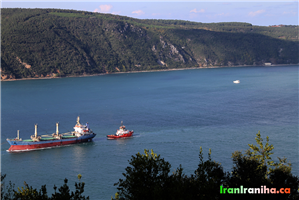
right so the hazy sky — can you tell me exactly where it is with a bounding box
[2,0,298,26]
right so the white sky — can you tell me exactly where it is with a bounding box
[1,1,298,26]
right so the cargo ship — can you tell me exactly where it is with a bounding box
[6,116,96,152]
[107,121,133,139]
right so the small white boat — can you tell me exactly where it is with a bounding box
[233,80,240,84]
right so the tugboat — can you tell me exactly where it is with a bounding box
[107,121,133,139]
[6,116,96,152]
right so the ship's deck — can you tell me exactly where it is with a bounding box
[17,135,78,142]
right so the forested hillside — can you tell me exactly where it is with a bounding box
[1,8,298,80]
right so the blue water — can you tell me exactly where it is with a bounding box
[1,65,298,199]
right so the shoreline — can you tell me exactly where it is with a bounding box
[1,64,297,82]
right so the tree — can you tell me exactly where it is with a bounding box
[228,151,268,188]
[226,132,298,199]
[192,147,226,199]
[0,172,6,199]
[114,149,172,200]
[245,131,291,175]
[113,148,227,200]
[51,179,73,200]
[72,174,89,200]
[1,174,89,200]
[114,133,299,200]
[14,182,48,200]
[168,148,226,200]
[269,169,299,199]
[49,175,90,200]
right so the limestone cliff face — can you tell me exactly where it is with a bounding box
[152,36,188,67]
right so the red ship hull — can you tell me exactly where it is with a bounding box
[107,131,133,139]
[7,116,96,152]
[7,137,93,152]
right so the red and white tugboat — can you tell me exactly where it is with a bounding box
[107,121,133,139]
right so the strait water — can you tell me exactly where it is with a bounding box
[1,65,298,199]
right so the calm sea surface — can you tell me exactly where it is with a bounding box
[1,65,298,199]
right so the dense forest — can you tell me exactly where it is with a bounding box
[1,8,298,80]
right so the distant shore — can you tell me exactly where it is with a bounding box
[1,64,297,82]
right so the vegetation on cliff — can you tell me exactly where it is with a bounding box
[1,8,298,80]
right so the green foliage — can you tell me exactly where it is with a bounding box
[77,174,82,181]
[113,148,227,200]
[0,172,6,199]
[72,181,88,200]
[229,151,268,187]
[269,169,299,199]
[227,132,298,199]
[1,174,16,200]
[111,192,120,200]
[14,182,48,200]
[192,147,226,199]
[242,131,291,175]
[114,132,299,200]
[51,179,72,200]
[1,174,89,200]
[248,131,275,167]
[114,149,172,200]
[51,177,89,200]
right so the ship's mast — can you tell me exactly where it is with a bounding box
[56,122,59,135]
[77,116,81,125]
[34,124,38,138]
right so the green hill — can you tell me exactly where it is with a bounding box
[1,8,298,80]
